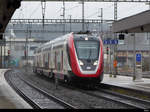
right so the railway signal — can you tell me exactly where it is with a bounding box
[106,47,109,55]
[119,34,125,40]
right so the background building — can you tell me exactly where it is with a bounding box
[2,22,150,73]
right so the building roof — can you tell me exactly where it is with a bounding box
[112,10,150,33]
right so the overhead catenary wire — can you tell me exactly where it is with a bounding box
[55,5,80,19]
[86,3,114,19]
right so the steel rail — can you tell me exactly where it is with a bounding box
[17,68,150,109]
[4,71,41,109]
[97,87,150,109]
[80,90,145,109]
[53,81,149,109]
[50,81,139,109]
[17,73,77,109]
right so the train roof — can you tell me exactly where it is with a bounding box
[34,32,100,53]
[34,33,73,53]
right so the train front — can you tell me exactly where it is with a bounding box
[68,34,104,85]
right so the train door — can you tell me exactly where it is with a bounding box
[37,55,39,67]
[61,50,63,71]
[55,50,64,79]
[45,53,48,68]
[43,53,45,68]
[48,53,50,68]
[56,50,61,71]
[55,51,57,70]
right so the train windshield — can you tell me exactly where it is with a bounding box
[75,40,100,60]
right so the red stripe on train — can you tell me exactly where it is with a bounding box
[68,34,103,77]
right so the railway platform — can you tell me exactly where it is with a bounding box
[0,69,32,109]
[103,74,150,93]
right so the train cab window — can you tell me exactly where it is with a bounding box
[74,41,100,60]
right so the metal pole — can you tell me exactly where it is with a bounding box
[101,8,103,39]
[133,33,136,80]
[41,0,46,28]
[148,33,150,71]
[113,2,118,77]
[69,15,72,32]
[1,44,2,68]
[109,43,112,76]
[82,0,84,32]
[4,34,5,68]
[25,23,29,66]
[127,35,129,71]
[9,35,11,68]
[63,0,65,34]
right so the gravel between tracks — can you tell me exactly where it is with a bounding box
[7,68,132,109]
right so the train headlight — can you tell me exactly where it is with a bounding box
[79,60,84,66]
[93,60,98,65]
[85,37,88,40]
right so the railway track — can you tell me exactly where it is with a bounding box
[5,71,77,109]
[6,69,150,109]
[96,87,150,109]
[83,88,150,109]
[59,82,150,109]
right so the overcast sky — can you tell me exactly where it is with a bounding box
[12,1,149,20]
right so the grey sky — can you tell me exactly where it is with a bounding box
[12,2,149,20]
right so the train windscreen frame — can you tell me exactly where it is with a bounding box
[74,40,100,60]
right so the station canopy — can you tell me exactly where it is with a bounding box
[112,10,150,33]
[23,0,150,2]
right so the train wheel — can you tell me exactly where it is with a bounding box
[64,76,69,83]
[40,71,43,75]
[49,72,54,79]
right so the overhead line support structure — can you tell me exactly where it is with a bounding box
[82,0,85,32]
[63,0,65,34]
[41,0,46,28]
[9,19,114,24]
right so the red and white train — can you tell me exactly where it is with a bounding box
[33,32,104,85]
